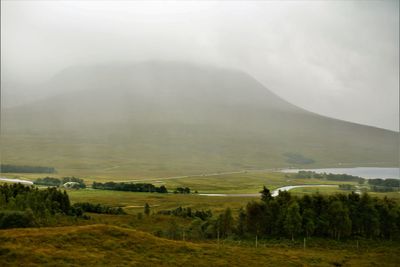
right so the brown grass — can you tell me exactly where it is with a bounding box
[0,224,399,266]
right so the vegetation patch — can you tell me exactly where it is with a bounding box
[0,184,88,228]
[92,181,168,193]
[369,178,400,192]
[1,224,399,267]
[34,176,86,189]
[294,171,364,183]
[283,153,315,165]
[72,202,126,215]
[0,164,56,174]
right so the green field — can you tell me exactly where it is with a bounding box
[3,170,399,199]
[1,171,356,191]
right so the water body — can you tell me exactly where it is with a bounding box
[199,184,338,197]
[281,167,400,179]
[0,177,33,185]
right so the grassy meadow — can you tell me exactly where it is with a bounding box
[1,170,357,191]
[1,224,399,267]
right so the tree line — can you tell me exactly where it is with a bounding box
[157,206,212,221]
[34,177,86,189]
[0,164,56,174]
[369,179,400,192]
[295,171,400,192]
[92,182,168,193]
[295,171,364,183]
[73,202,126,215]
[154,187,400,241]
[238,187,400,240]
[173,187,191,194]
[0,183,80,228]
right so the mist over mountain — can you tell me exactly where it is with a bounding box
[1,62,398,176]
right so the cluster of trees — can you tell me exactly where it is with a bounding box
[235,187,400,240]
[295,171,400,193]
[157,208,235,240]
[326,173,364,183]
[34,177,61,186]
[72,202,126,215]
[173,187,191,194]
[368,179,400,192]
[295,171,365,183]
[0,164,56,174]
[0,184,80,228]
[0,210,35,229]
[157,206,212,220]
[155,187,400,241]
[369,179,400,187]
[92,182,168,193]
[34,177,86,189]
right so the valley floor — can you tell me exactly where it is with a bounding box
[1,170,400,266]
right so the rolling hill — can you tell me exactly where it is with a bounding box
[0,224,398,267]
[1,61,398,177]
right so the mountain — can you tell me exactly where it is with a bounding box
[1,61,398,177]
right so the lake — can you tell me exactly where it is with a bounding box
[281,167,400,179]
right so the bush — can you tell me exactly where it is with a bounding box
[34,177,62,186]
[73,202,126,215]
[92,182,167,193]
[0,210,35,229]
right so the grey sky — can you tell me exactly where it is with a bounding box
[1,1,399,131]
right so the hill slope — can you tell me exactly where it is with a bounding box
[0,224,398,266]
[1,62,398,177]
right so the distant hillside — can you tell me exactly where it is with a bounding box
[1,62,398,177]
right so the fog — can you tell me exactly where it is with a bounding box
[1,0,399,131]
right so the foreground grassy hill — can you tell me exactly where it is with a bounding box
[1,62,398,177]
[1,224,399,267]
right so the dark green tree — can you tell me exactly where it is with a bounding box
[260,186,272,202]
[218,208,234,238]
[302,208,316,238]
[327,201,351,240]
[284,202,302,241]
[236,207,246,237]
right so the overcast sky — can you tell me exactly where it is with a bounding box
[1,1,399,131]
